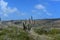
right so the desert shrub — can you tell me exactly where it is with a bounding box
[53,34,60,40]
[34,28,48,35]
[34,27,60,35]
[34,27,60,40]
[0,26,34,40]
[48,28,60,35]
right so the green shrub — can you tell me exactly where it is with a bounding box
[48,28,60,35]
[0,26,34,40]
[53,34,60,40]
[34,28,48,35]
[34,28,60,35]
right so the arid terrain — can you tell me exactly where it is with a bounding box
[0,18,60,40]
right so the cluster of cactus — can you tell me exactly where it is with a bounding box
[22,16,34,31]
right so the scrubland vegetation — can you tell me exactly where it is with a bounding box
[0,26,60,40]
[34,27,60,40]
[0,18,60,40]
[0,26,34,40]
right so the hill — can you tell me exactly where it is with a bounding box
[0,18,60,40]
[0,18,60,28]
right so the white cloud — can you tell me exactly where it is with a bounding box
[0,0,19,17]
[33,4,52,16]
[35,4,45,10]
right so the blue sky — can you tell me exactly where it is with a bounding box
[0,0,60,20]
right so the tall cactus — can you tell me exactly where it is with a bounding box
[22,16,34,31]
[23,22,27,31]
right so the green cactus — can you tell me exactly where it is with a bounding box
[22,16,34,32]
[23,22,27,31]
